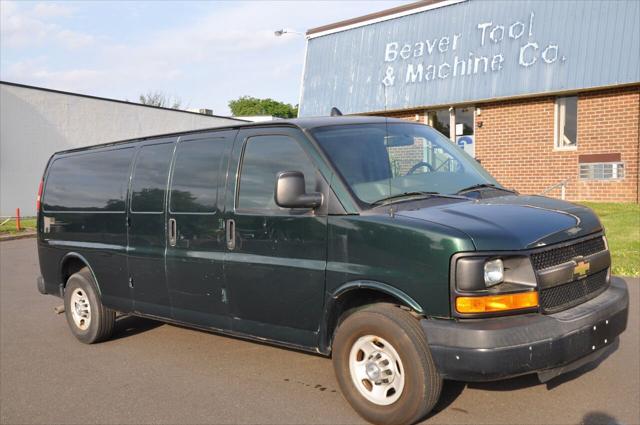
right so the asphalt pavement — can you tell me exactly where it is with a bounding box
[1,238,638,424]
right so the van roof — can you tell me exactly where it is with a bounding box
[280,115,408,130]
[52,115,411,155]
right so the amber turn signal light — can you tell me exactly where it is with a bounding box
[456,291,539,314]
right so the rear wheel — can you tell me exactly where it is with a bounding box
[64,268,115,344]
[332,304,442,425]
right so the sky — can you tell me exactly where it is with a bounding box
[0,0,410,115]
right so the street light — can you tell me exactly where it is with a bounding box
[274,29,303,37]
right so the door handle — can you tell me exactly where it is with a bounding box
[226,219,235,250]
[169,218,177,247]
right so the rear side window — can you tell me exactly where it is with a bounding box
[238,135,316,211]
[130,143,174,213]
[170,139,225,213]
[43,148,133,212]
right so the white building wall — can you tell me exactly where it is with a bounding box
[0,83,241,216]
[235,115,282,122]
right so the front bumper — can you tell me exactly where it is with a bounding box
[422,277,629,382]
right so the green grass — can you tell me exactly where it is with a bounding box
[580,202,640,277]
[0,218,36,235]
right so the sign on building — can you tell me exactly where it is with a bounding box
[300,0,640,116]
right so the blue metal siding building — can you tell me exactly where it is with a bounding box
[299,0,640,117]
[298,0,640,203]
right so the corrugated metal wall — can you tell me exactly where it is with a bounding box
[299,0,640,116]
[0,83,241,216]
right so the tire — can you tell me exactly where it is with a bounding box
[64,268,115,344]
[332,303,442,425]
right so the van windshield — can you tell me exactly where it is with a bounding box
[311,123,500,205]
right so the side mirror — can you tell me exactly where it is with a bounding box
[275,171,323,209]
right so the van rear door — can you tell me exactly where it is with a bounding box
[41,147,135,312]
[165,130,236,328]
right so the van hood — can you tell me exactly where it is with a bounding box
[395,195,603,251]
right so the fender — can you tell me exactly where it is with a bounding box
[59,252,103,297]
[331,280,424,314]
[317,280,424,355]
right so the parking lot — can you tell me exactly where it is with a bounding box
[1,238,638,425]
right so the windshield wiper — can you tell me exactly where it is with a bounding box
[371,191,439,206]
[456,183,516,195]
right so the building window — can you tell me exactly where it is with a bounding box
[426,109,451,139]
[555,96,578,149]
[454,108,474,137]
[579,163,624,180]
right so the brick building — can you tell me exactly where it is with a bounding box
[299,0,640,202]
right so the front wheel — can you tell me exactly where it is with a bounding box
[64,268,115,344]
[332,304,442,425]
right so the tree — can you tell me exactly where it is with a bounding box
[138,91,182,109]
[228,96,298,118]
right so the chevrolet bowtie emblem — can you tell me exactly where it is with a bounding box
[574,260,590,277]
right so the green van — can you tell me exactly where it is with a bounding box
[37,117,629,425]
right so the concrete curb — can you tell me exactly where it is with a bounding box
[0,231,37,242]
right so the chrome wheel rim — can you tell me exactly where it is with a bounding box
[70,289,91,330]
[349,335,405,405]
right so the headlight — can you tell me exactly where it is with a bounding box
[484,259,504,286]
[454,254,538,316]
[455,255,535,292]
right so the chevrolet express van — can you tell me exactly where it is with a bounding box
[37,117,629,425]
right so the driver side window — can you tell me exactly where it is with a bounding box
[237,135,316,211]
